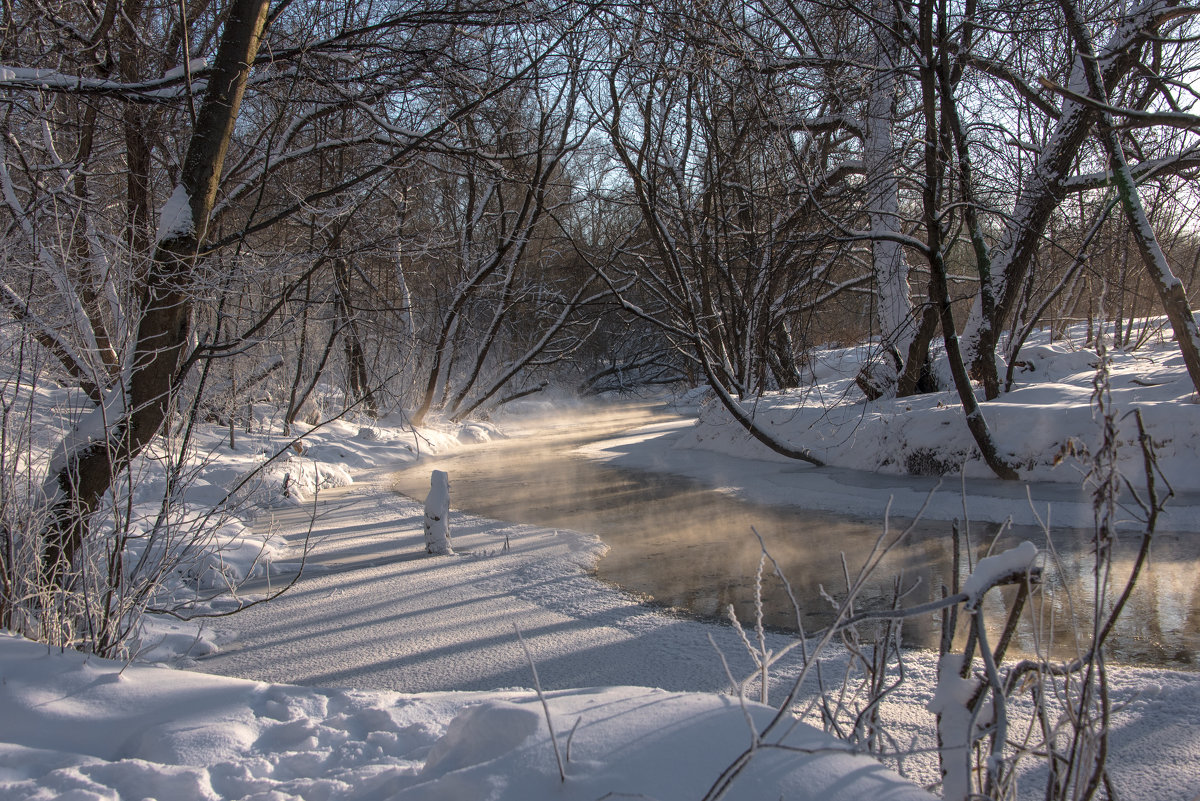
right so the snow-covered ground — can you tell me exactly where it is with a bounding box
[642,330,1200,529]
[1,416,939,801]
[3,325,1200,800]
[0,628,945,801]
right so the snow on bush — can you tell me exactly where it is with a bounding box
[960,541,1038,607]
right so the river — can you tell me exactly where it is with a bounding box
[392,402,1200,668]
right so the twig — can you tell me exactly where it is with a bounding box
[513,621,566,782]
[565,716,582,763]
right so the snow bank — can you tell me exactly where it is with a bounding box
[649,327,1200,529]
[0,632,933,801]
[681,330,1197,484]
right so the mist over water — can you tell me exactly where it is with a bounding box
[392,402,1200,668]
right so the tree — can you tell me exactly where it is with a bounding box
[955,0,1200,397]
[916,0,1020,479]
[41,0,272,585]
[3,0,600,643]
[1055,0,1200,395]
[597,2,873,461]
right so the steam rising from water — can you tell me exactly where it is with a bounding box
[393,402,1200,668]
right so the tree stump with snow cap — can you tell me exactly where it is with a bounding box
[423,470,453,555]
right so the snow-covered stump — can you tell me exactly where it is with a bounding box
[423,470,453,555]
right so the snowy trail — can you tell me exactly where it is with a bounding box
[195,466,802,695]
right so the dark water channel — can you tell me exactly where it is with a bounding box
[393,403,1200,668]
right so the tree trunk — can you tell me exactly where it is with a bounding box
[864,0,915,364]
[42,0,271,583]
[333,255,378,417]
[919,0,1018,481]
[896,300,940,397]
[1060,0,1200,397]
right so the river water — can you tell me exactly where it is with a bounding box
[392,403,1200,668]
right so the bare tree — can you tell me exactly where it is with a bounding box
[596,2,873,460]
[40,0,272,585]
[955,0,1200,396]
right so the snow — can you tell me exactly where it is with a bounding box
[422,469,453,554]
[0,66,54,82]
[156,184,195,243]
[960,541,1038,607]
[39,384,129,506]
[4,324,1200,800]
[162,58,209,82]
[0,633,934,801]
[0,65,207,98]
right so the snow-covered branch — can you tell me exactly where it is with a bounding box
[0,62,210,104]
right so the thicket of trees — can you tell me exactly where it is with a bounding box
[1,0,1198,618]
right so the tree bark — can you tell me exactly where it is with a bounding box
[1059,0,1200,397]
[42,0,271,583]
[896,300,940,397]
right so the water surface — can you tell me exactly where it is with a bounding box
[393,403,1200,668]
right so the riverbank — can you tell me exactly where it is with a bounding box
[643,329,1200,527]
[6,435,1199,800]
[6,322,1200,799]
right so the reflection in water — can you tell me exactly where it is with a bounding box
[392,404,1199,668]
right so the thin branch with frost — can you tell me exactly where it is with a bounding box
[701,489,942,801]
[513,622,566,783]
[1059,148,1200,192]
